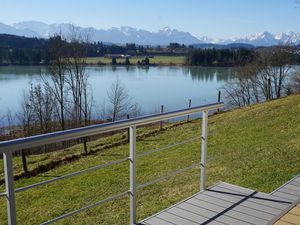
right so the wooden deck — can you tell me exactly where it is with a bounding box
[274,203,300,225]
[139,174,300,225]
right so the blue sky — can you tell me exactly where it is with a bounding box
[1,0,299,38]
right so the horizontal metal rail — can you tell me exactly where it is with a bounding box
[0,138,200,197]
[40,190,129,225]
[0,102,223,225]
[15,157,128,193]
[137,163,199,190]
[137,136,200,158]
[0,102,223,153]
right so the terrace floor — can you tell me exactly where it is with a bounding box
[139,174,300,225]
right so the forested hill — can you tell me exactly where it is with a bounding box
[0,34,49,65]
[0,34,48,49]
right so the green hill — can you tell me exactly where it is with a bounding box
[0,94,299,224]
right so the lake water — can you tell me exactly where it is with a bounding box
[0,66,236,123]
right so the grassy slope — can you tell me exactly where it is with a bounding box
[0,95,300,224]
[86,56,186,65]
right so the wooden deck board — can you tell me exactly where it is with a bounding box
[271,174,300,224]
[139,182,294,225]
[139,174,300,225]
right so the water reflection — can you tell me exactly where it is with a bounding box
[0,65,236,116]
[182,66,237,82]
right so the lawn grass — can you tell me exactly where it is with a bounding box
[0,94,300,224]
[86,56,186,65]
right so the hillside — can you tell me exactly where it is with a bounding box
[0,94,299,224]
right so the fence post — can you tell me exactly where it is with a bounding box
[217,91,221,113]
[160,105,164,131]
[200,111,208,192]
[129,125,137,225]
[127,114,130,143]
[3,151,17,225]
[187,99,192,122]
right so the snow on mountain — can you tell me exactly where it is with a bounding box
[0,21,300,46]
[10,22,202,45]
[223,31,300,46]
[13,21,50,37]
[0,22,41,37]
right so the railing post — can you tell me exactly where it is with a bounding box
[187,99,192,122]
[129,125,137,225]
[200,110,208,191]
[160,105,164,131]
[3,151,17,225]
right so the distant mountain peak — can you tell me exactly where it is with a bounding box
[0,21,300,46]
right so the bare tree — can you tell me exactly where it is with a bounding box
[66,25,91,128]
[106,77,141,121]
[289,71,300,93]
[31,83,55,134]
[17,88,35,174]
[65,25,93,154]
[255,46,293,99]
[223,46,295,107]
[46,35,69,131]
[5,110,15,137]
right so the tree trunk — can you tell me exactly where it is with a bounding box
[83,137,88,154]
[21,149,28,175]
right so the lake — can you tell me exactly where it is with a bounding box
[0,66,236,124]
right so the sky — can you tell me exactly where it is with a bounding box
[1,0,300,39]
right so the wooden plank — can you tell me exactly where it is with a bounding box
[223,208,269,225]
[142,217,175,225]
[176,202,226,224]
[204,189,247,202]
[178,202,220,218]
[157,212,198,225]
[281,213,300,224]
[194,193,275,220]
[215,182,256,195]
[138,222,151,225]
[168,207,225,225]
[209,186,290,210]
[202,190,283,215]
[140,175,300,225]
[279,187,300,197]
[188,197,226,212]
[289,206,300,216]
[274,220,296,225]
[187,195,267,225]
[291,180,300,187]
[284,184,300,192]
[294,176,300,183]
[178,201,252,225]
[217,182,291,205]
[239,200,283,216]
[272,191,300,201]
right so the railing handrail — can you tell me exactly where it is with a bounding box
[0,102,224,225]
[0,102,223,153]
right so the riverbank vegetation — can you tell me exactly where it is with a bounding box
[186,48,255,67]
[0,93,299,224]
[222,46,300,107]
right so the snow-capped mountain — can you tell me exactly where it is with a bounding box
[234,31,282,46]
[0,22,41,38]
[8,21,202,45]
[0,21,300,46]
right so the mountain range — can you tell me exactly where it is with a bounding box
[1,21,300,47]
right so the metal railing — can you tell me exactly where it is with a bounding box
[0,102,223,225]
